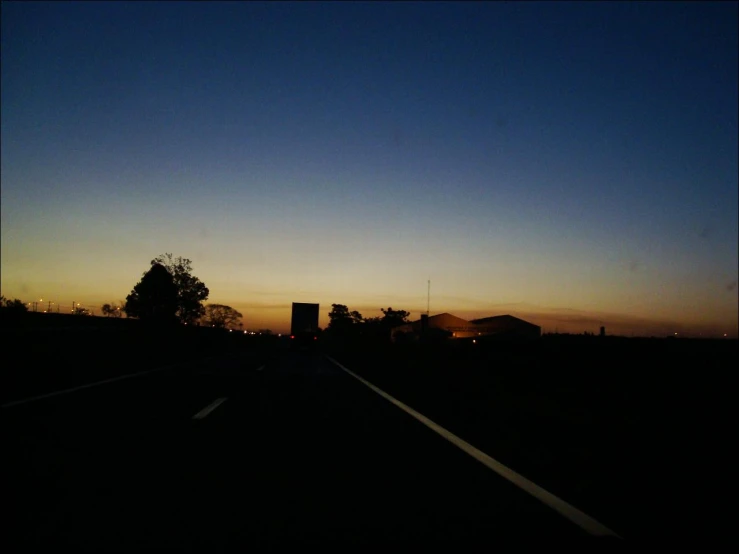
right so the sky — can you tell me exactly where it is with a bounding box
[1,1,737,336]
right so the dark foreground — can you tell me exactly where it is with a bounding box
[332,336,738,544]
[2,348,619,551]
[3,324,735,549]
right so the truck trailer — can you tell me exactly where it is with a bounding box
[290,302,319,350]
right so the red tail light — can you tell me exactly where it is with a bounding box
[290,335,295,339]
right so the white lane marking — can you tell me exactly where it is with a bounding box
[192,397,228,420]
[256,365,265,371]
[1,355,225,409]
[326,355,622,539]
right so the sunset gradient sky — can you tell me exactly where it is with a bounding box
[2,2,737,336]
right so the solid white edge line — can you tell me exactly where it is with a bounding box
[192,397,228,420]
[326,355,623,539]
[1,355,224,409]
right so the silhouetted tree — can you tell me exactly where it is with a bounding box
[204,304,242,329]
[1,296,28,312]
[124,263,178,325]
[73,306,91,316]
[327,304,358,335]
[380,307,411,328]
[101,303,122,317]
[151,254,209,324]
[357,315,385,343]
[354,307,412,344]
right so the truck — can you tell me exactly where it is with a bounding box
[290,302,319,350]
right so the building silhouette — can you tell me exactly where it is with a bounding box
[392,313,541,342]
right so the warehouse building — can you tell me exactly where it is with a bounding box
[392,313,541,341]
[469,314,542,340]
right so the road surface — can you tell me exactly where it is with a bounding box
[3,350,616,550]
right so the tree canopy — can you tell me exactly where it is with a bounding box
[151,253,209,324]
[101,303,122,317]
[380,307,411,328]
[327,304,361,336]
[124,263,179,325]
[327,304,412,343]
[204,304,243,329]
[0,296,28,312]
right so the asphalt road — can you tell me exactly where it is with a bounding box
[3,350,616,550]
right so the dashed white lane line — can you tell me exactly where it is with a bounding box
[256,365,265,371]
[192,397,228,420]
[1,357,220,409]
[2,356,259,409]
[326,355,622,539]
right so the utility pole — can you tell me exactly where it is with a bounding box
[427,279,430,317]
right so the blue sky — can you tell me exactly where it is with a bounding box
[2,1,737,335]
